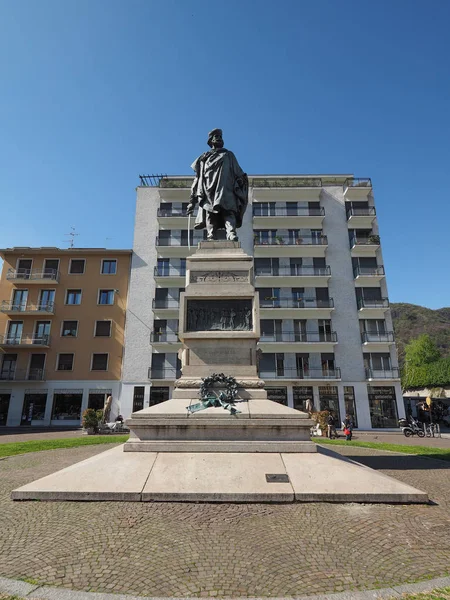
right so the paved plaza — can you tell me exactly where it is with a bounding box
[0,442,449,598]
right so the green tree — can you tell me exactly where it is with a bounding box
[404,334,441,367]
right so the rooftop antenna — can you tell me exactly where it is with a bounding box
[64,227,79,249]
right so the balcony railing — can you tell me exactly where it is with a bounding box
[154,267,186,277]
[0,301,55,313]
[357,298,389,309]
[259,297,334,309]
[6,269,60,282]
[260,331,337,343]
[255,266,331,277]
[254,235,328,246]
[157,208,189,217]
[156,237,203,247]
[353,265,385,278]
[346,206,376,219]
[148,367,181,379]
[345,178,372,189]
[252,207,325,217]
[0,334,50,346]
[349,235,380,248]
[260,368,341,380]
[365,367,399,379]
[361,332,394,343]
[150,332,180,343]
[152,299,180,309]
[251,177,322,188]
[0,368,46,381]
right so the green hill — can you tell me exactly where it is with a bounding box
[390,303,450,365]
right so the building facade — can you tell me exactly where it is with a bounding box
[121,175,405,430]
[0,247,131,426]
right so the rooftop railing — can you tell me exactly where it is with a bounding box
[0,301,55,313]
[260,367,341,380]
[6,269,60,282]
[148,367,182,379]
[253,206,325,217]
[361,332,394,343]
[353,265,385,278]
[254,235,328,246]
[260,331,337,343]
[365,367,399,379]
[344,178,372,189]
[259,297,334,309]
[251,177,322,188]
[357,298,389,309]
[0,334,50,346]
[0,368,46,381]
[255,266,331,277]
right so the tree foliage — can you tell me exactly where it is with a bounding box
[402,357,450,390]
[404,334,441,367]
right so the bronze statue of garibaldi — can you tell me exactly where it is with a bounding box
[187,129,248,241]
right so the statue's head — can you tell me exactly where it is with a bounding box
[207,128,224,148]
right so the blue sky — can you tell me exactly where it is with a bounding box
[0,0,449,309]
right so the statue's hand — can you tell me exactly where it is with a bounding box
[186,203,195,215]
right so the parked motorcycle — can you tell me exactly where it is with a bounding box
[398,417,425,438]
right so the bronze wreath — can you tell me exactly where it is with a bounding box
[199,372,239,402]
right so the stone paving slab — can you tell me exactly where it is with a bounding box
[10,446,428,503]
[1,443,449,598]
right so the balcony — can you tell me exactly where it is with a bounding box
[254,235,328,258]
[148,367,181,380]
[0,334,50,348]
[0,369,46,381]
[255,266,331,287]
[361,332,394,343]
[344,178,372,200]
[353,265,385,284]
[357,298,389,319]
[259,297,334,319]
[154,266,186,287]
[260,367,341,381]
[346,206,376,228]
[152,298,180,318]
[150,331,181,351]
[156,236,201,257]
[6,269,60,284]
[350,235,380,255]
[157,206,193,228]
[0,301,55,315]
[365,367,400,381]
[259,331,337,353]
[252,206,325,228]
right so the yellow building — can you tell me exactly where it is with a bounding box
[0,247,131,426]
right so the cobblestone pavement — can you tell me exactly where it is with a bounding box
[0,444,449,598]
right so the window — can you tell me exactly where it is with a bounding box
[266,387,288,406]
[293,386,314,411]
[22,393,47,423]
[368,386,398,428]
[101,259,117,275]
[150,387,170,407]
[98,289,114,305]
[66,289,82,305]
[7,321,23,344]
[69,259,85,274]
[57,353,74,371]
[319,386,341,422]
[52,392,82,421]
[39,289,55,309]
[61,321,78,337]
[12,289,28,311]
[91,353,108,371]
[343,386,358,428]
[95,321,111,337]
[133,386,145,412]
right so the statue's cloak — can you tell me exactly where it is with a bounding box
[190,148,248,229]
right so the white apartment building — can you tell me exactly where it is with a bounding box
[120,175,404,430]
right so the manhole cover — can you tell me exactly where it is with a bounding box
[265,474,290,483]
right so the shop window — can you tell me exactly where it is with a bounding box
[150,387,170,407]
[52,393,83,420]
[293,386,313,411]
[368,386,398,428]
[266,387,288,406]
[343,386,358,428]
[22,393,47,424]
[319,386,340,422]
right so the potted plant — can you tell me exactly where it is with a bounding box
[368,234,380,244]
[311,410,331,437]
[275,236,285,245]
[295,237,303,245]
[82,408,104,434]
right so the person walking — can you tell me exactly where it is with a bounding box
[327,412,336,439]
[343,414,353,441]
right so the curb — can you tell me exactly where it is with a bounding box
[1,574,450,600]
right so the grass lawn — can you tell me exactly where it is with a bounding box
[0,435,129,458]
[316,438,450,462]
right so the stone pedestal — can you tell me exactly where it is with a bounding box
[125,241,315,452]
